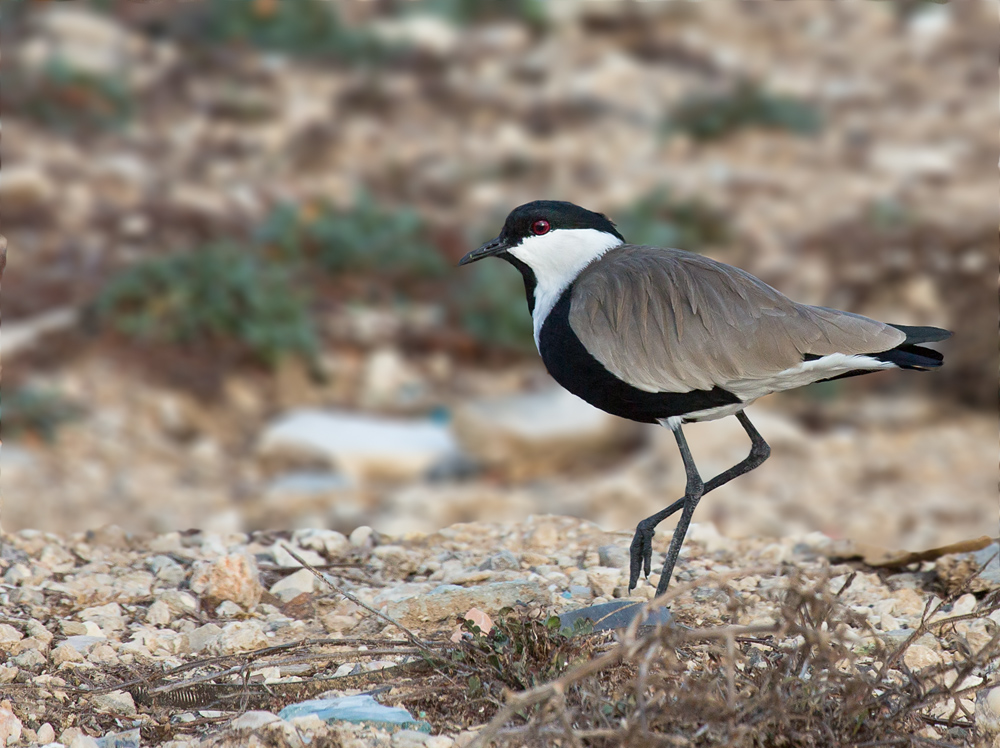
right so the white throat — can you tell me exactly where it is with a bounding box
[507,228,624,349]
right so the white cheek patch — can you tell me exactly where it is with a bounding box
[508,228,623,349]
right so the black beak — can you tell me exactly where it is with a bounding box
[458,236,508,266]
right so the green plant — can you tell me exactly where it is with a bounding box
[614,187,729,250]
[8,57,133,132]
[666,80,821,142]
[0,387,84,442]
[154,0,386,62]
[452,260,534,353]
[457,608,591,693]
[94,244,317,366]
[406,0,548,31]
[255,195,447,279]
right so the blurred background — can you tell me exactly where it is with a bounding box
[1,0,996,552]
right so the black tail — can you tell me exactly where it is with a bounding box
[876,324,951,370]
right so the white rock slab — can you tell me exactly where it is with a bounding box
[258,410,460,482]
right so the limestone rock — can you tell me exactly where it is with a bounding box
[451,388,643,479]
[190,552,263,610]
[258,410,459,482]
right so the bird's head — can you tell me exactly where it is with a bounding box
[459,201,625,277]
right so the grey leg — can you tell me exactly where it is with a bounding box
[628,411,770,593]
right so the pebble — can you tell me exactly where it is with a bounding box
[0,625,23,650]
[146,600,171,625]
[350,526,374,548]
[597,545,629,569]
[189,553,263,610]
[0,702,22,745]
[270,569,319,600]
[91,690,136,716]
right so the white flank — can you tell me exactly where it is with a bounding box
[725,353,896,403]
[507,228,624,349]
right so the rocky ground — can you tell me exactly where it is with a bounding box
[0,517,998,746]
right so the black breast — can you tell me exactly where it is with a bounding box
[538,286,741,424]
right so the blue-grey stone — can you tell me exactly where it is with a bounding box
[558,599,673,635]
[279,694,431,732]
[96,729,141,748]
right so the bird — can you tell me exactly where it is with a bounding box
[459,200,950,599]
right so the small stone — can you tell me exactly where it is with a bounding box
[232,711,283,729]
[12,648,46,669]
[146,600,171,626]
[186,624,223,654]
[158,590,199,617]
[270,569,318,601]
[0,702,22,745]
[78,602,124,633]
[216,621,268,654]
[69,735,100,748]
[92,690,136,716]
[350,526,374,548]
[87,643,119,666]
[189,553,263,610]
[0,625,23,651]
[216,600,244,618]
[597,545,629,569]
[51,642,85,664]
[976,686,1000,738]
[479,550,520,571]
[36,723,55,743]
[271,543,326,569]
[294,529,350,557]
[586,567,623,598]
[903,644,943,671]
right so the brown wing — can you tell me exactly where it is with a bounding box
[569,246,905,394]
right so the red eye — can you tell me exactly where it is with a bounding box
[531,220,550,235]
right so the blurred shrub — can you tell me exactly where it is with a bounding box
[453,261,535,353]
[6,57,133,132]
[1,387,83,442]
[613,187,729,250]
[666,81,821,142]
[255,195,447,279]
[94,244,317,366]
[142,0,385,62]
[408,0,548,30]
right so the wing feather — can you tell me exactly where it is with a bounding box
[568,246,905,395]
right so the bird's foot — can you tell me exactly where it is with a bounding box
[628,522,656,592]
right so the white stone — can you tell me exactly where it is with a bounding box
[258,410,459,482]
[270,543,326,569]
[91,690,136,716]
[189,553,263,610]
[0,625,23,651]
[0,703,21,745]
[269,569,318,601]
[216,622,268,655]
[452,388,642,479]
[350,526,374,547]
[231,711,282,729]
[146,600,171,626]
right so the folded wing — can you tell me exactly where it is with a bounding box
[569,246,906,395]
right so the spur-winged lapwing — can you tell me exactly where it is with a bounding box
[459,200,950,598]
